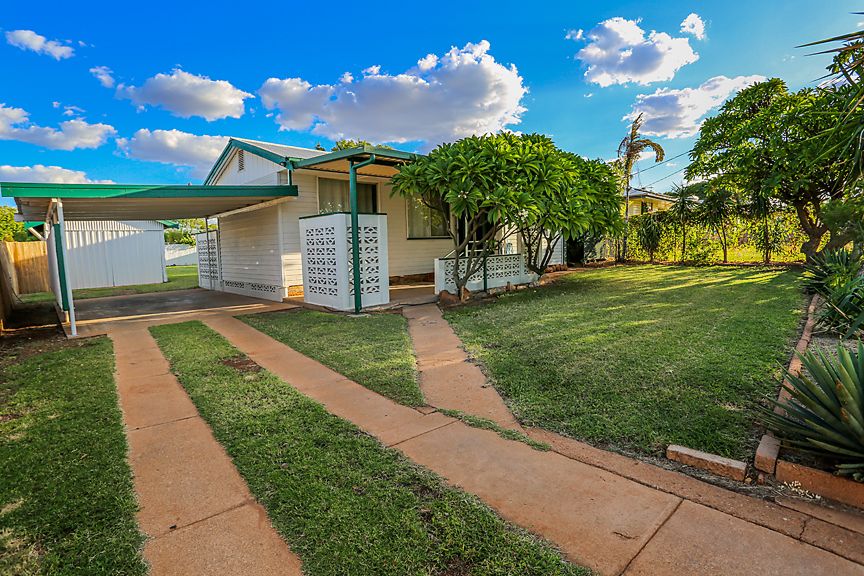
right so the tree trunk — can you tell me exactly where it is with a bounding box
[681,225,687,264]
[763,216,770,264]
[720,226,728,263]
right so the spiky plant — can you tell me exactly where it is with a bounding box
[761,341,864,480]
[802,248,864,295]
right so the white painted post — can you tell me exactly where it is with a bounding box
[55,200,77,337]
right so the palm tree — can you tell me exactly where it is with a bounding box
[618,113,665,260]
[667,184,698,263]
[699,186,737,263]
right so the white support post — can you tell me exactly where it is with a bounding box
[55,200,77,337]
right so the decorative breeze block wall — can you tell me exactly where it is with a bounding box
[300,213,389,311]
[434,253,535,294]
[195,231,220,289]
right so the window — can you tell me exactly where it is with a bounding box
[317,177,377,213]
[407,198,449,239]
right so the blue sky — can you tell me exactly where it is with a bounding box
[0,1,854,208]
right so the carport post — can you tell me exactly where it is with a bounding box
[55,199,77,337]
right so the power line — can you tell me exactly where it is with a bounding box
[636,151,689,173]
[643,165,688,189]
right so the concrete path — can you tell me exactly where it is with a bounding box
[207,315,864,576]
[110,327,302,576]
[403,303,521,431]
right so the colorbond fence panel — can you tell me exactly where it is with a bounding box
[2,241,50,295]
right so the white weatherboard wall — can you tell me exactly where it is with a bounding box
[64,221,167,289]
[300,213,389,310]
[217,207,286,302]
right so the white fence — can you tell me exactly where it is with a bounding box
[299,212,389,311]
[165,243,198,266]
[434,253,536,294]
[195,231,220,290]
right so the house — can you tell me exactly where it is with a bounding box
[198,138,560,308]
[624,187,675,217]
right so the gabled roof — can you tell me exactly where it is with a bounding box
[204,138,423,184]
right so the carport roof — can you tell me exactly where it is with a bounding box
[0,182,296,221]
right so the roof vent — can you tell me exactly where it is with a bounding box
[237,149,245,171]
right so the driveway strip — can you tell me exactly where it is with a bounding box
[208,315,863,576]
[110,327,303,576]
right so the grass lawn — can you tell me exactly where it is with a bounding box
[20,264,198,304]
[0,336,146,575]
[241,309,423,406]
[445,265,806,460]
[151,321,585,576]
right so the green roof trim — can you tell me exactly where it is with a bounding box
[289,145,419,169]
[158,220,180,228]
[0,183,297,199]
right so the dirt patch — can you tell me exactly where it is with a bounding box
[220,355,262,373]
[0,413,23,423]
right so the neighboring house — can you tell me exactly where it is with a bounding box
[60,220,172,289]
[624,187,674,217]
[200,138,562,304]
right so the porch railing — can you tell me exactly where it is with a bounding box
[434,253,536,294]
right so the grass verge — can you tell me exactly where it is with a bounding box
[0,336,146,575]
[150,320,586,576]
[20,265,198,303]
[445,265,806,460]
[240,309,423,406]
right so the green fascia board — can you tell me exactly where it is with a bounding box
[290,146,420,169]
[24,221,45,229]
[158,220,180,228]
[0,182,297,199]
[203,137,293,185]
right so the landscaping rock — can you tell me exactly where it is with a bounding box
[437,290,460,307]
[667,445,748,482]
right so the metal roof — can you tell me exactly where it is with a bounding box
[0,182,297,221]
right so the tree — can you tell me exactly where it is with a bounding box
[331,139,393,151]
[688,79,855,262]
[698,186,737,263]
[617,113,665,260]
[0,206,27,242]
[636,213,663,263]
[666,184,699,263]
[392,133,621,297]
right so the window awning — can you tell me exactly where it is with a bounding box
[1,183,297,221]
[289,146,419,178]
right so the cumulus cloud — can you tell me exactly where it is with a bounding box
[625,75,766,138]
[5,29,74,59]
[258,40,527,146]
[117,69,252,121]
[116,128,228,178]
[0,164,113,184]
[0,103,115,150]
[90,65,115,88]
[680,13,706,40]
[572,17,698,87]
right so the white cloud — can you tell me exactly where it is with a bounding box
[0,164,113,184]
[680,14,706,40]
[565,29,584,41]
[117,69,252,121]
[0,103,115,150]
[116,128,228,178]
[5,29,74,60]
[90,65,115,88]
[258,40,527,146]
[625,75,766,138]
[572,17,699,87]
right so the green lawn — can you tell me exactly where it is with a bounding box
[151,321,585,576]
[20,264,198,303]
[0,337,146,575]
[241,309,424,406]
[445,265,806,460]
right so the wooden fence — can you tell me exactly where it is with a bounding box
[1,241,50,295]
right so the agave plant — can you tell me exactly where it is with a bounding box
[761,341,864,480]
[802,248,864,295]
[818,276,864,339]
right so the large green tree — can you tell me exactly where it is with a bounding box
[688,79,855,262]
[0,206,27,242]
[392,133,621,296]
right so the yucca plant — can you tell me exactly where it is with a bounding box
[802,248,863,295]
[761,341,864,480]
[819,275,864,338]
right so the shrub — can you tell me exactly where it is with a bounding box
[803,248,863,294]
[761,341,864,480]
[803,248,864,337]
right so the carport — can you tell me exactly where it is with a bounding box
[1,182,297,336]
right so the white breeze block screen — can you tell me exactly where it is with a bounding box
[195,231,220,290]
[299,213,389,311]
[435,253,536,294]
